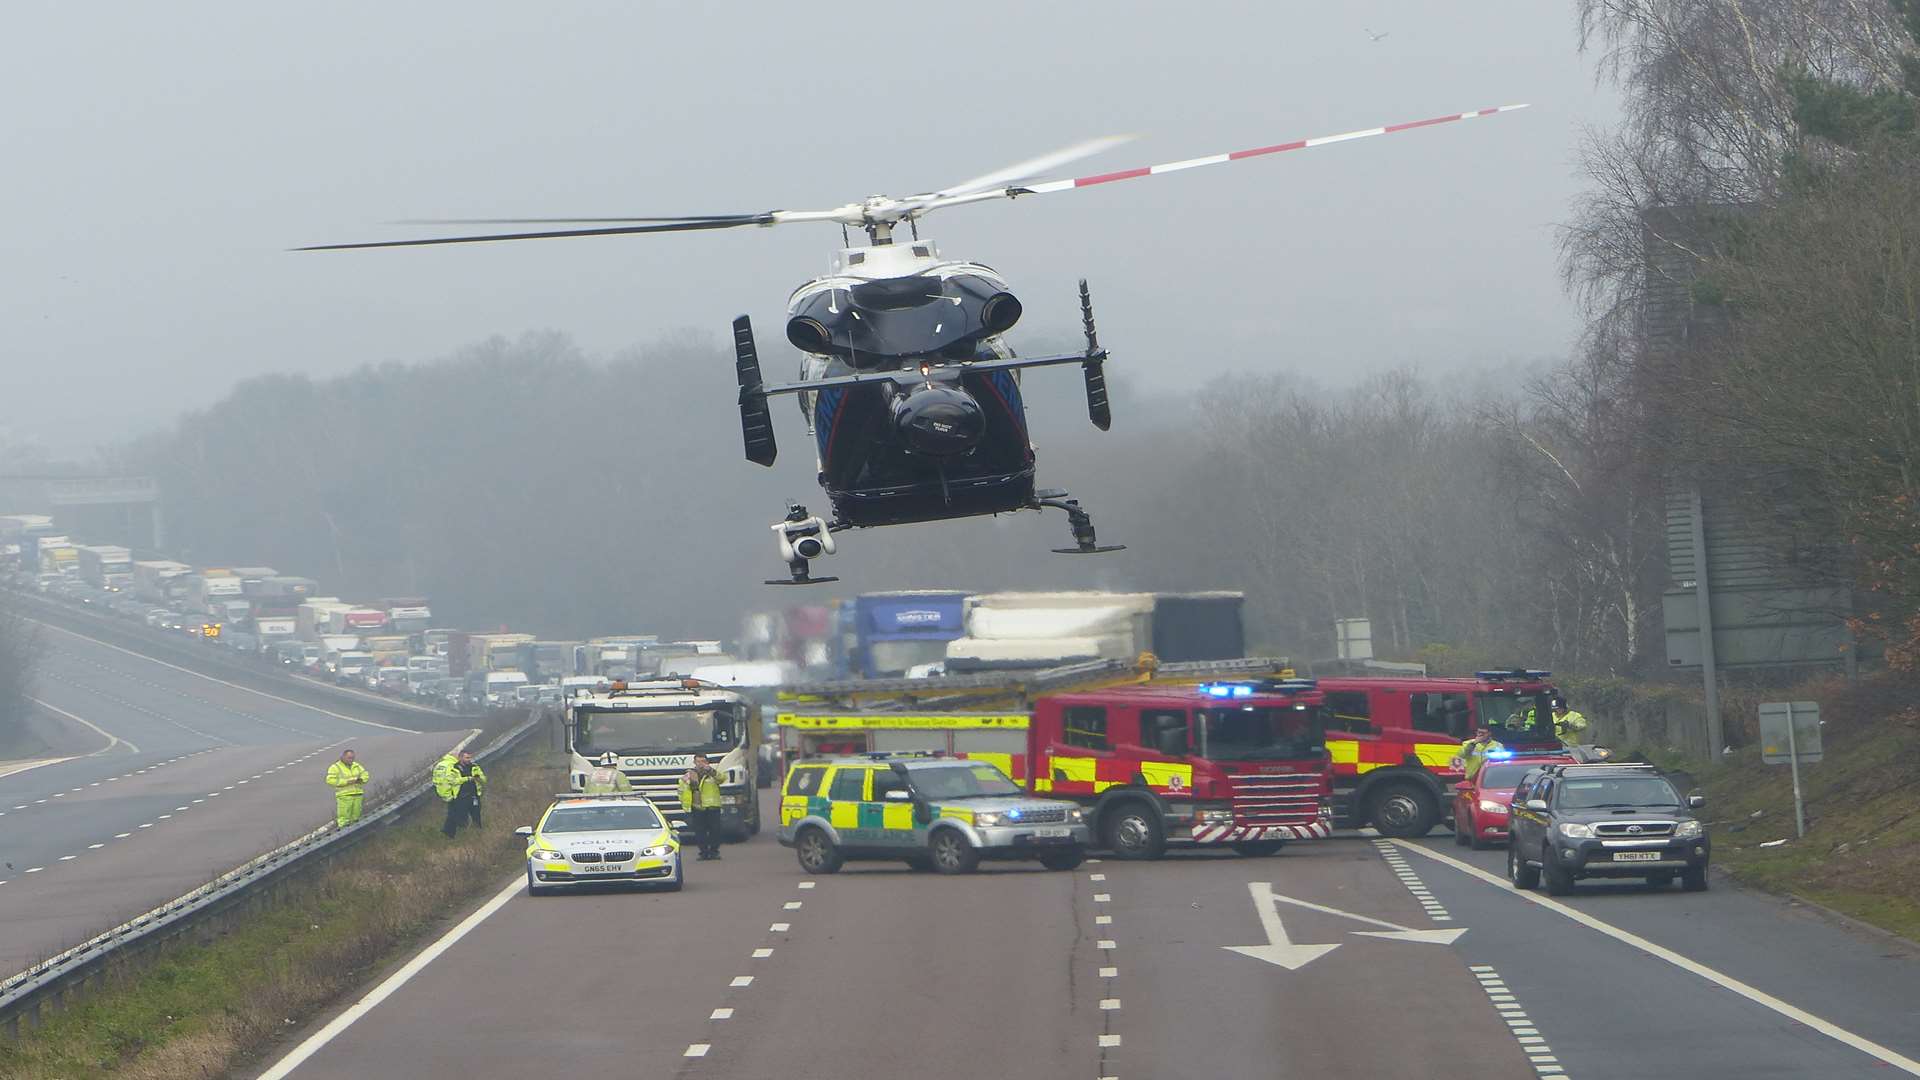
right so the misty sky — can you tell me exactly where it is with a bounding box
[2,3,1615,456]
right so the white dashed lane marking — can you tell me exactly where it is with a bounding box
[729,976,753,988]
[1374,838,1453,921]
[1468,964,1567,1077]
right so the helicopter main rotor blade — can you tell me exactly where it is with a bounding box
[914,104,1530,215]
[391,214,779,225]
[914,134,1135,202]
[293,214,780,251]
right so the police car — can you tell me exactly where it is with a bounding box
[778,752,1093,874]
[514,793,683,895]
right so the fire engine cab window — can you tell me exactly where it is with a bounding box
[1409,693,1471,737]
[829,768,869,802]
[1323,691,1374,734]
[786,765,825,798]
[1061,706,1110,751]
[1140,709,1190,756]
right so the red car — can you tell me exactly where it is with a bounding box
[1453,753,1573,849]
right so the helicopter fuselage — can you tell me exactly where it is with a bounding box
[783,241,1037,527]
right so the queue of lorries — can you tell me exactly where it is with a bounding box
[0,512,719,714]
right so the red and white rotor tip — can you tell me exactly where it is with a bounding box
[1015,104,1531,196]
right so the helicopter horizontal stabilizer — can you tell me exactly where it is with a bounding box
[734,316,778,467]
[754,349,1113,400]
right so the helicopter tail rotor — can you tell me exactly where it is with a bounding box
[733,316,779,467]
[1078,280,1111,432]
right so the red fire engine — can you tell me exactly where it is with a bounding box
[1028,679,1332,859]
[1312,669,1562,837]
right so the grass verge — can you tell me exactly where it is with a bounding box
[0,745,562,1079]
[1686,673,1920,943]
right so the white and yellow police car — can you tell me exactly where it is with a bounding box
[515,793,683,895]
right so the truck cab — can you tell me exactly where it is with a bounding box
[1312,669,1562,837]
[1029,680,1332,859]
[564,679,764,841]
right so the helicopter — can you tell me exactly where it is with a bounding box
[300,104,1527,584]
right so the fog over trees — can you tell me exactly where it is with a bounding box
[118,329,1638,672]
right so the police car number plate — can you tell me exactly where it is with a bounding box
[1036,826,1071,838]
[1613,851,1661,862]
[580,863,625,872]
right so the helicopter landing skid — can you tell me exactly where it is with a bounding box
[1033,491,1125,555]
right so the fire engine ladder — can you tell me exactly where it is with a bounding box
[778,656,1294,711]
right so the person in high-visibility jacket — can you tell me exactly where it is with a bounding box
[1455,727,1504,781]
[326,749,370,827]
[434,749,488,839]
[678,752,725,861]
[582,751,633,794]
[1553,698,1590,746]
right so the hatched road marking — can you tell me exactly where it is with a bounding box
[1395,841,1920,1077]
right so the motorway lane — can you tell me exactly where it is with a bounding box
[264,799,1544,1080]
[1096,843,1536,1079]
[1398,834,1920,1078]
[0,622,476,978]
[0,730,462,978]
[259,802,1920,1080]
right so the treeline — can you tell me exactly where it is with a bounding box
[1564,0,1920,671]
[120,327,1667,674]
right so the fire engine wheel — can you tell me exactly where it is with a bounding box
[1367,781,1440,838]
[794,827,844,874]
[1101,803,1167,860]
[928,829,981,874]
[1230,841,1285,857]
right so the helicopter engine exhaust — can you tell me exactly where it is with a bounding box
[892,382,985,456]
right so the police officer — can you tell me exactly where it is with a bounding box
[678,753,724,860]
[1553,697,1590,746]
[326,749,370,827]
[434,749,488,839]
[582,751,633,794]
[1456,726,1503,781]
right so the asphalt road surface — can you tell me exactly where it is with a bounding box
[0,621,473,978]
[255,793,1920,1080]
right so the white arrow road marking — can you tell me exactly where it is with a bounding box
[1262,889,1469,946]
[1223,882,1342,970]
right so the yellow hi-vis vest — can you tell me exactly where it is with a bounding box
[679,767,723,810]
[327,760,370,797]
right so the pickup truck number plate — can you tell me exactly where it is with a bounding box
[1035,826,1071,838]
[580,863,625,873]
[1612,851,1661,862]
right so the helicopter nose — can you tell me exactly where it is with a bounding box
[893,384,985,456]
